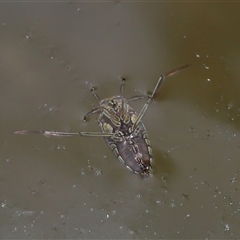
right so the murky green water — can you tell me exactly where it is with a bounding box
[1,2,240,239]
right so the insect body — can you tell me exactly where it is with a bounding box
[93,95,153,177]
[15,65,189,178]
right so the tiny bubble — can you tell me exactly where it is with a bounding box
[227,103,233,110]
[95,170,102,176]
[204,64,209,69]
[230,177,236,183]
[31,190,38,196]
[170,203,176,208]
[224,224,230,231]
[1,202,7,208]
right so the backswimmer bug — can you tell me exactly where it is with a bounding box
[15,65,189,178]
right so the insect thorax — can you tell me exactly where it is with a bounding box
[98,96,137,136]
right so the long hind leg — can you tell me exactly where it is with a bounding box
[14,129,115,137]
[131,64,189,131]
[15,86,103,137]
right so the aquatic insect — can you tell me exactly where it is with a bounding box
[15,65,189,178]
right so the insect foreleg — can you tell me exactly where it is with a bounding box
[102,108,121,127]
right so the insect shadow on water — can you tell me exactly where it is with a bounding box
[15,65,189,178]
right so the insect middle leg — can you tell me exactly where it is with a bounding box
[83,107,101,121]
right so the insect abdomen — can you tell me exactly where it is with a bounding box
[105,122,153,177]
